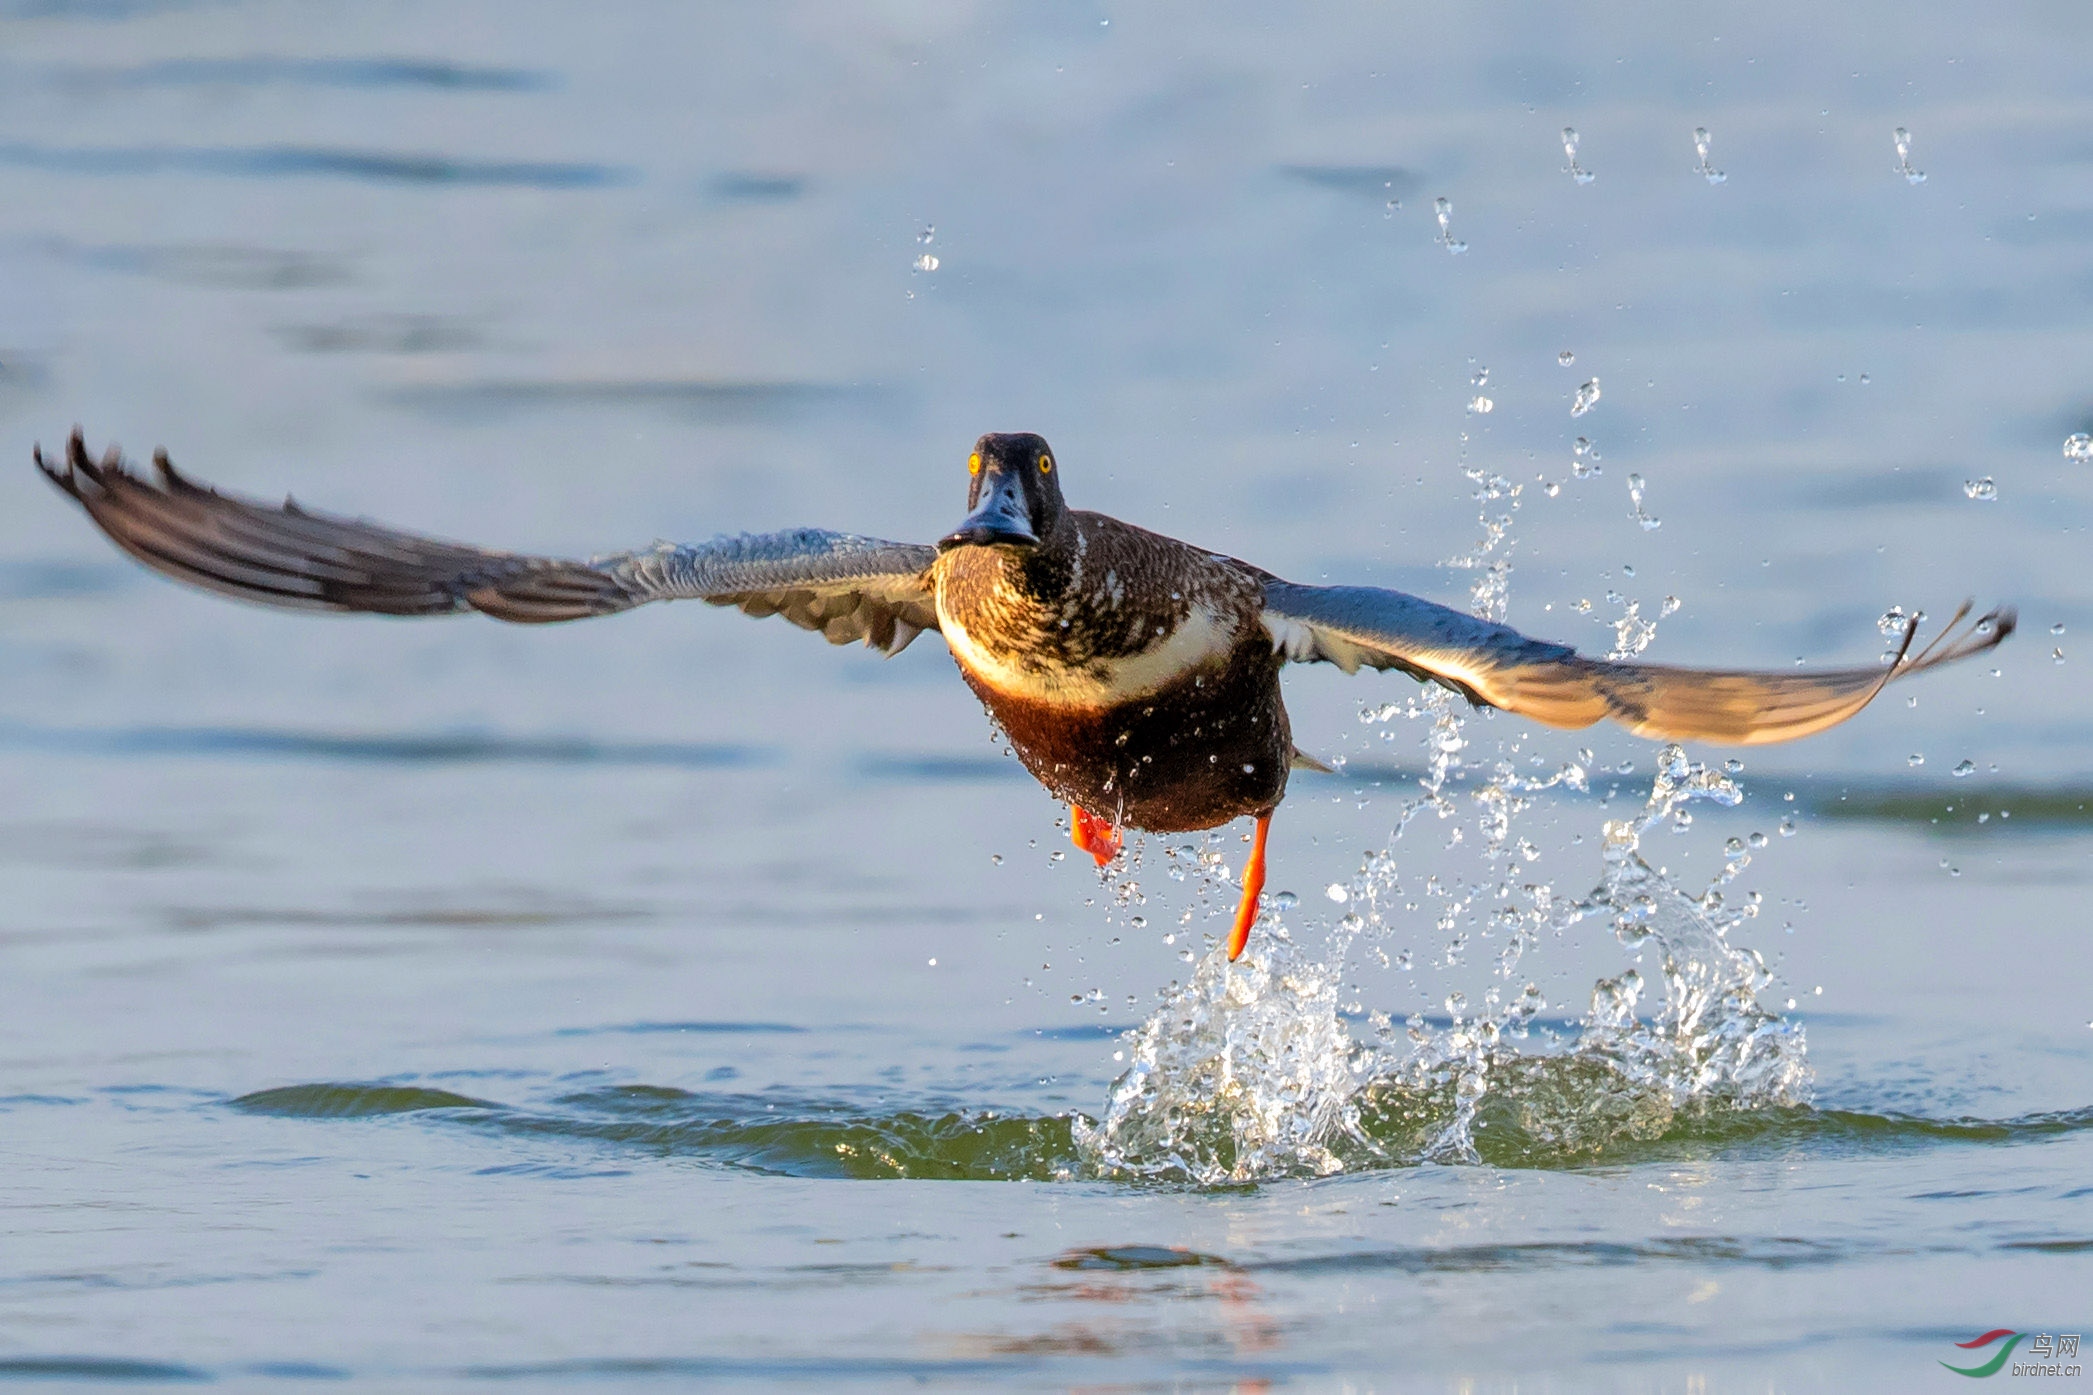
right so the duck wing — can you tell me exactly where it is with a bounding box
[1259,579,2013,746]
[37,430,939,655]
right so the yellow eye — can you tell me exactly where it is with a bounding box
[968,453,981,475]
[1038,454,1053,474]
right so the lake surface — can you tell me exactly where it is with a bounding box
[1,3,2090,1390]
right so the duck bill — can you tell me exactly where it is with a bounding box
[938,474,1037,551]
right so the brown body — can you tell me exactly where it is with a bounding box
[933,510,1289,832]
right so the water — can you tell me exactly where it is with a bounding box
[4,3,2093,1389]
[1692,126,1728,185]
[1560,126,1595,186]
[1894,126,1929,186]
[1432,195,1468,255]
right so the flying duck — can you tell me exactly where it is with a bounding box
[37,429,2013,960]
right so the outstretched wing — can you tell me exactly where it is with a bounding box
[37,430,940,654]
[1260,579,2014,746]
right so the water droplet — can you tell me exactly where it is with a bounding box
[1908,753,1924,767]
[1571,377,1602,417]
[1627,471,1661,530]
[1561,126,1595,184]
[1748,831,1769,849]
[1779,816,1798,838]
[1572,436,1601,478]
[912,253,940,273]
[1963,476,1997,501]
[990,853,1003,865]
[1951,759,1976,778]
[917,224,935,245]
[2054,647,2067,665]
[927,957,937,966]
[1433,196,1468,254]
[1878,606,1912,636]
[2064,432,2093,462]
[1558,349,1576,366]
[1692,126,1726,184]
[1325,883,1350,904]
[1471,365,1490,387]
[1893,127,1927,185]
[1467,395,1494,414]
[1271,891,1298,912]
[2052,622,2067,635]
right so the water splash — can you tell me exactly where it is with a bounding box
[1561,127,1595,185]
[2063,432,2092,463]
[1078,402,1801,1183]
[1605,592,1682,660]
[1466,363,1493,415]
[1692,127,1727,185]
[1893,127,1927,185]
[1077,742,1811,1182]
[1570,377,1601,418]
[1073,926,1372,1184]
[1446,458,1521,624]
[1433,196,1468,254]
[1628,471,1661,530]
[1552,747,1807,1111]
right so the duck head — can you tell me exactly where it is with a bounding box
[938,432,1067,552]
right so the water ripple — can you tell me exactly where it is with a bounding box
[219,1079,2093,1184]
[53,56,553,91]
[0,143,627,188]
[0,722,771,769]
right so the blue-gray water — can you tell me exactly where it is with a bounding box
[2,4,2090,1391]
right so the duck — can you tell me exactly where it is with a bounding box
[37,428,2014,960]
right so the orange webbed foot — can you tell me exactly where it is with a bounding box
[1225,812,1272,961]
[1071,805,1123,868]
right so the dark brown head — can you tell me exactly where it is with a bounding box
[938,432,1067,552]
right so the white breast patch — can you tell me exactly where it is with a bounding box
[942,601,1235,707]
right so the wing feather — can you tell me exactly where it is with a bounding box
[1262,579,2013,746]
[37,430,938,653]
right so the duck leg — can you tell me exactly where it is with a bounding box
[1225,812,1272,961]
[1070,805,1123,867]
